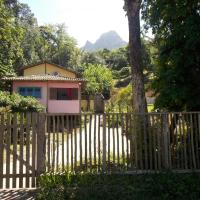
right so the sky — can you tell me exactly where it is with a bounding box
[20,0,129,47]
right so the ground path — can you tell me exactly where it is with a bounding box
[0,189,37,200]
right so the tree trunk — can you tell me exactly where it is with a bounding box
[125,0,147,113]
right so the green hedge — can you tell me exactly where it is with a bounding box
[0,91,44,112]
[37,172,200,200]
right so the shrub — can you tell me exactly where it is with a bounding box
[0,91,44,112]
[106,84,133,113]
[37,172,200,200]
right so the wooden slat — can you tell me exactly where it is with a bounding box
[19,113,24,188]
[167,114,172,169]
[152,114,157,170]
[36,113,46,176]
[138,115,143,170]
[125,114,129,169]
[162,114,169,169]
[108,114,111,170]
[198,114,200,168]
[0,114,4,188]
[5,114,11,188]
[56,116,59,171]
[52,116,56,171]
[74,115,77,170]
[157,115,161,170]
[186,114,192,169]
[79,115,82,170]
[143,114,148,170]
[98,115,101,171]
[121,113,125,167]
[169,113,174,168]
[160,115,164,169]
[61,116,65,171]
[84,115,87,170]
[26,113,31,188]
[174,114,179,168]
[47,116,51,171]
[116,114,120,166]
[66,116,69,171]
[171,113,176,168]
[71,116,74,172]
[190,114,196,169]
[182,114,187,169]
[31,113,37,187]
[102,114,106,171]
[194,113,199,168]
[149,115,153,170]
[89,114,92,171]
[175,114,180,169]
[12,114,17,188]
[178,114,184,169]
[93,114,97,169]
[128,113,134,170]
[112,114,115,167]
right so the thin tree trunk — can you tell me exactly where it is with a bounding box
[125,0,147,113]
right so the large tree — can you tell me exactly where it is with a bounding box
[38,24,79,68]
[0,0,22,89]
[124,0,147,113]
[142,0,200,111]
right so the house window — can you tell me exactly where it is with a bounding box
[50,88,78,100]
[18,87,42,98]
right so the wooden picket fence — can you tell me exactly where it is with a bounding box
[0,113,45,189]
[0,112,200,189]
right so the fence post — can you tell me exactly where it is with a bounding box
[162,114,170,169]
[37,113,46,176]
[102,113,106,171]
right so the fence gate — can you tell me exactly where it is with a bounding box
[0,113,46,189]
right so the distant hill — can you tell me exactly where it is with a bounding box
[83,31,127,51]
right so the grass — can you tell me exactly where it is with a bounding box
[36,171,200,200]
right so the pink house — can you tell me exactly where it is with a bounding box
[4,62,85,113]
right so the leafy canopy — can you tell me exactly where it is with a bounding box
[83,64,113,96]
[142,0,200,111]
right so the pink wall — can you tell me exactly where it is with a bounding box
[48,100,80,113]
[13,81,81,113]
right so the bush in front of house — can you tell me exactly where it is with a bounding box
[36,171,200,200]
[0,91,44,112]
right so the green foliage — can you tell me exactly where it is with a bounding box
[38,24,79,68]
[142,0,200,111]
[0,0,80,83]
[83,64,113,96]
[0,91,44,112]
[98,47,130,71]
[81,51,105,67]
[0,0,20,84]
[106,84,133,112]
[113,67,130,79]
[37,172,200,200]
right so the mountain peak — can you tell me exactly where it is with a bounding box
[83,31,127,52]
